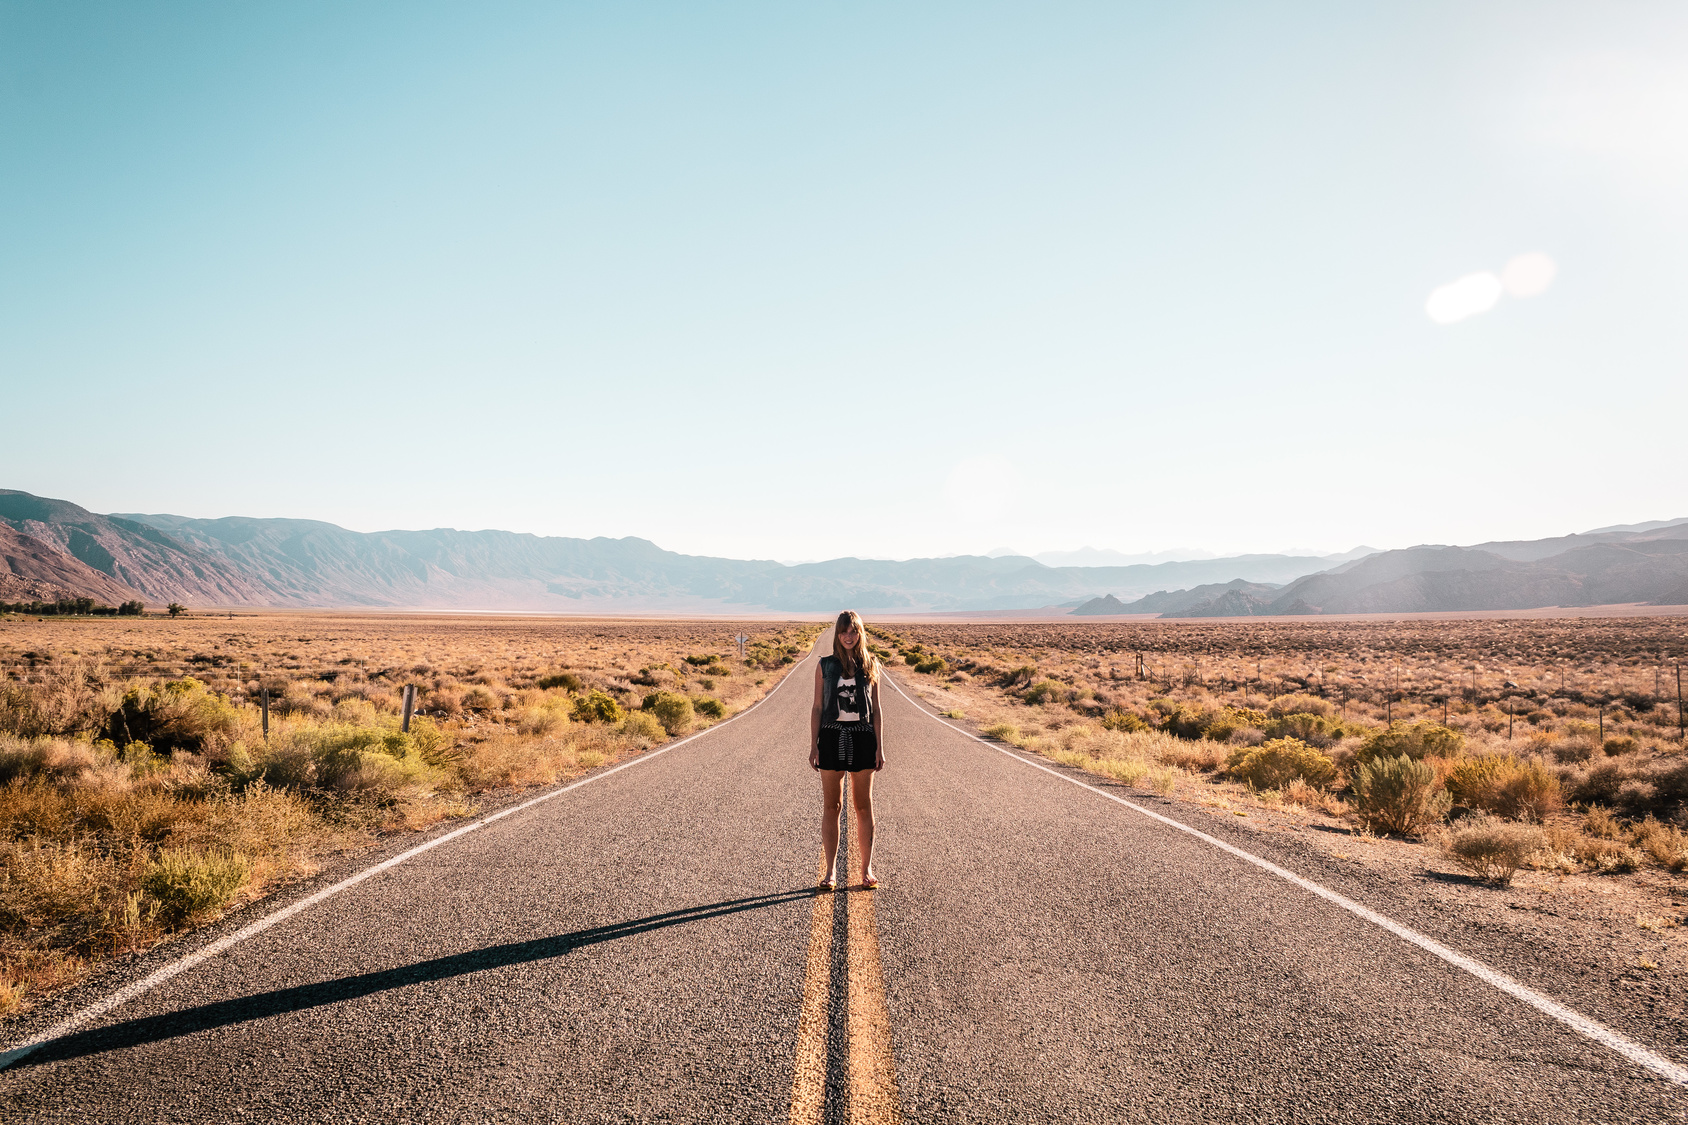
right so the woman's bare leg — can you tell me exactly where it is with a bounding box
[850,769,877,887]
[819,770,845,886]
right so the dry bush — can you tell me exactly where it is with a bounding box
[1267,694,1335,719]
[643,691,695,736]
[1445,815,1542,886]
[1583,804,1623,839]
[1630,816,1688,871]
[142,848,252,925]
[1260,711,1346,749]
[1353,721,1464,770]
[1226,737,1337,790]
[1446,755,1563,821]
[571,691,624,724]
[619,711,666,747]
[1351,755,1450,836]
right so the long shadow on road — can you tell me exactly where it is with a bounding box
[16,887,819,1069]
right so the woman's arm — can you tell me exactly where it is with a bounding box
[871,680,885,770]
[810,662,824,770]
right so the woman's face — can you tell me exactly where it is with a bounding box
[839,624,860,648]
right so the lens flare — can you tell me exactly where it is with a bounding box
[1425,272,1504,325]
[1501,253,1557,297]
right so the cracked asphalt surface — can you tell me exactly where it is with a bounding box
[4,634,1686,1123]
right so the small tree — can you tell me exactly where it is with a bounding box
[166,602,186,618]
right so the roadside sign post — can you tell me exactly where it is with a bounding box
[735,634,749,660]
[261,687,270,741]
[402,684,417,733]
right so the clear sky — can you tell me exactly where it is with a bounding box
[3,2,1685,563]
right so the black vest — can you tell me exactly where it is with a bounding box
[819,655,874,726]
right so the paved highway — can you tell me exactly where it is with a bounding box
[3,633,1685,1122]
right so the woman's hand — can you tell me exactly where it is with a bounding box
[875,751,885,771]
[810,743,820,771]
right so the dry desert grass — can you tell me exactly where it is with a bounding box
[870,617,1688,879]
[0,611,822,1016]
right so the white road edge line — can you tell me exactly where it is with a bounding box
[886,673,1688,1086]
[0,646,819,1072]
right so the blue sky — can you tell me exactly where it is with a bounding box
[3,2,1685,563]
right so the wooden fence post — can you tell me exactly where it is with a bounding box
[402,684,416,733]
[261,687,270,741]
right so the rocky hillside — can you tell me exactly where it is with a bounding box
[0,492,268,606]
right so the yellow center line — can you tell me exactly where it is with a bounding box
[790,851,836,1125]
[790,786,902,1125]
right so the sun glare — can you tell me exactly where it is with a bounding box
[1426,252,1556,325]
[1424,272,1504,325]
[1501,252,1557,297]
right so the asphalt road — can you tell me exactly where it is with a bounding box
[4,634,1686,1123]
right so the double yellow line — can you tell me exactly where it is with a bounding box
[789,786,901,1125]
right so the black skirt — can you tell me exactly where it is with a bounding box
[817,726,878,772]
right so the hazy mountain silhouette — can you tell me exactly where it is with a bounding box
[0,491,267,605]
[5,489,1687,614]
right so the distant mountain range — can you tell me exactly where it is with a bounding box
[1087,521,1688,617]
[3,488,1686,616]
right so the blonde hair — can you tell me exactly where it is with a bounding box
[832,610,879,684]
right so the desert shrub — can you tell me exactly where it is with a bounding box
[693,696,727,719]
[1653,759,1688,803]
[570,691,624,724]
[142,847,251,925]
[1603,736,1638,756]
[1202,707,1264,742]
[982,722,1023,745]
[1142,730,1224,771]
[1631,816,1688,871]
[1226,737,1337,790]
[1000,665,1038,688]
[1445,815,1542,886]
[1351,754,1449,836]
[102,679,239,757]
[642,691,694,736]
[256,722,442,795]
[914,658,947,675]
[1268,694,1335,719]
[1446,755,1562,821]
[1567,760,1633,807]
[1022,680,1065,706]
[1354,721,1464,768]
[0,735,118,787]
[1091,756,1149,784]
[1159,704,1213,741]
[460,686,501,713]
[536,672,583,692]
[619,711,665,745]
[1100,710,1147,733]
[1551,737,1596,764]
[1261,712,1345,749]
[0,659,112,739]
[1584,838,1643,872]
[682,654,721,668]
[514,705,568,738]
[1583,804,1622,839]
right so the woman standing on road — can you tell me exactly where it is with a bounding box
[810,609,884,889]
